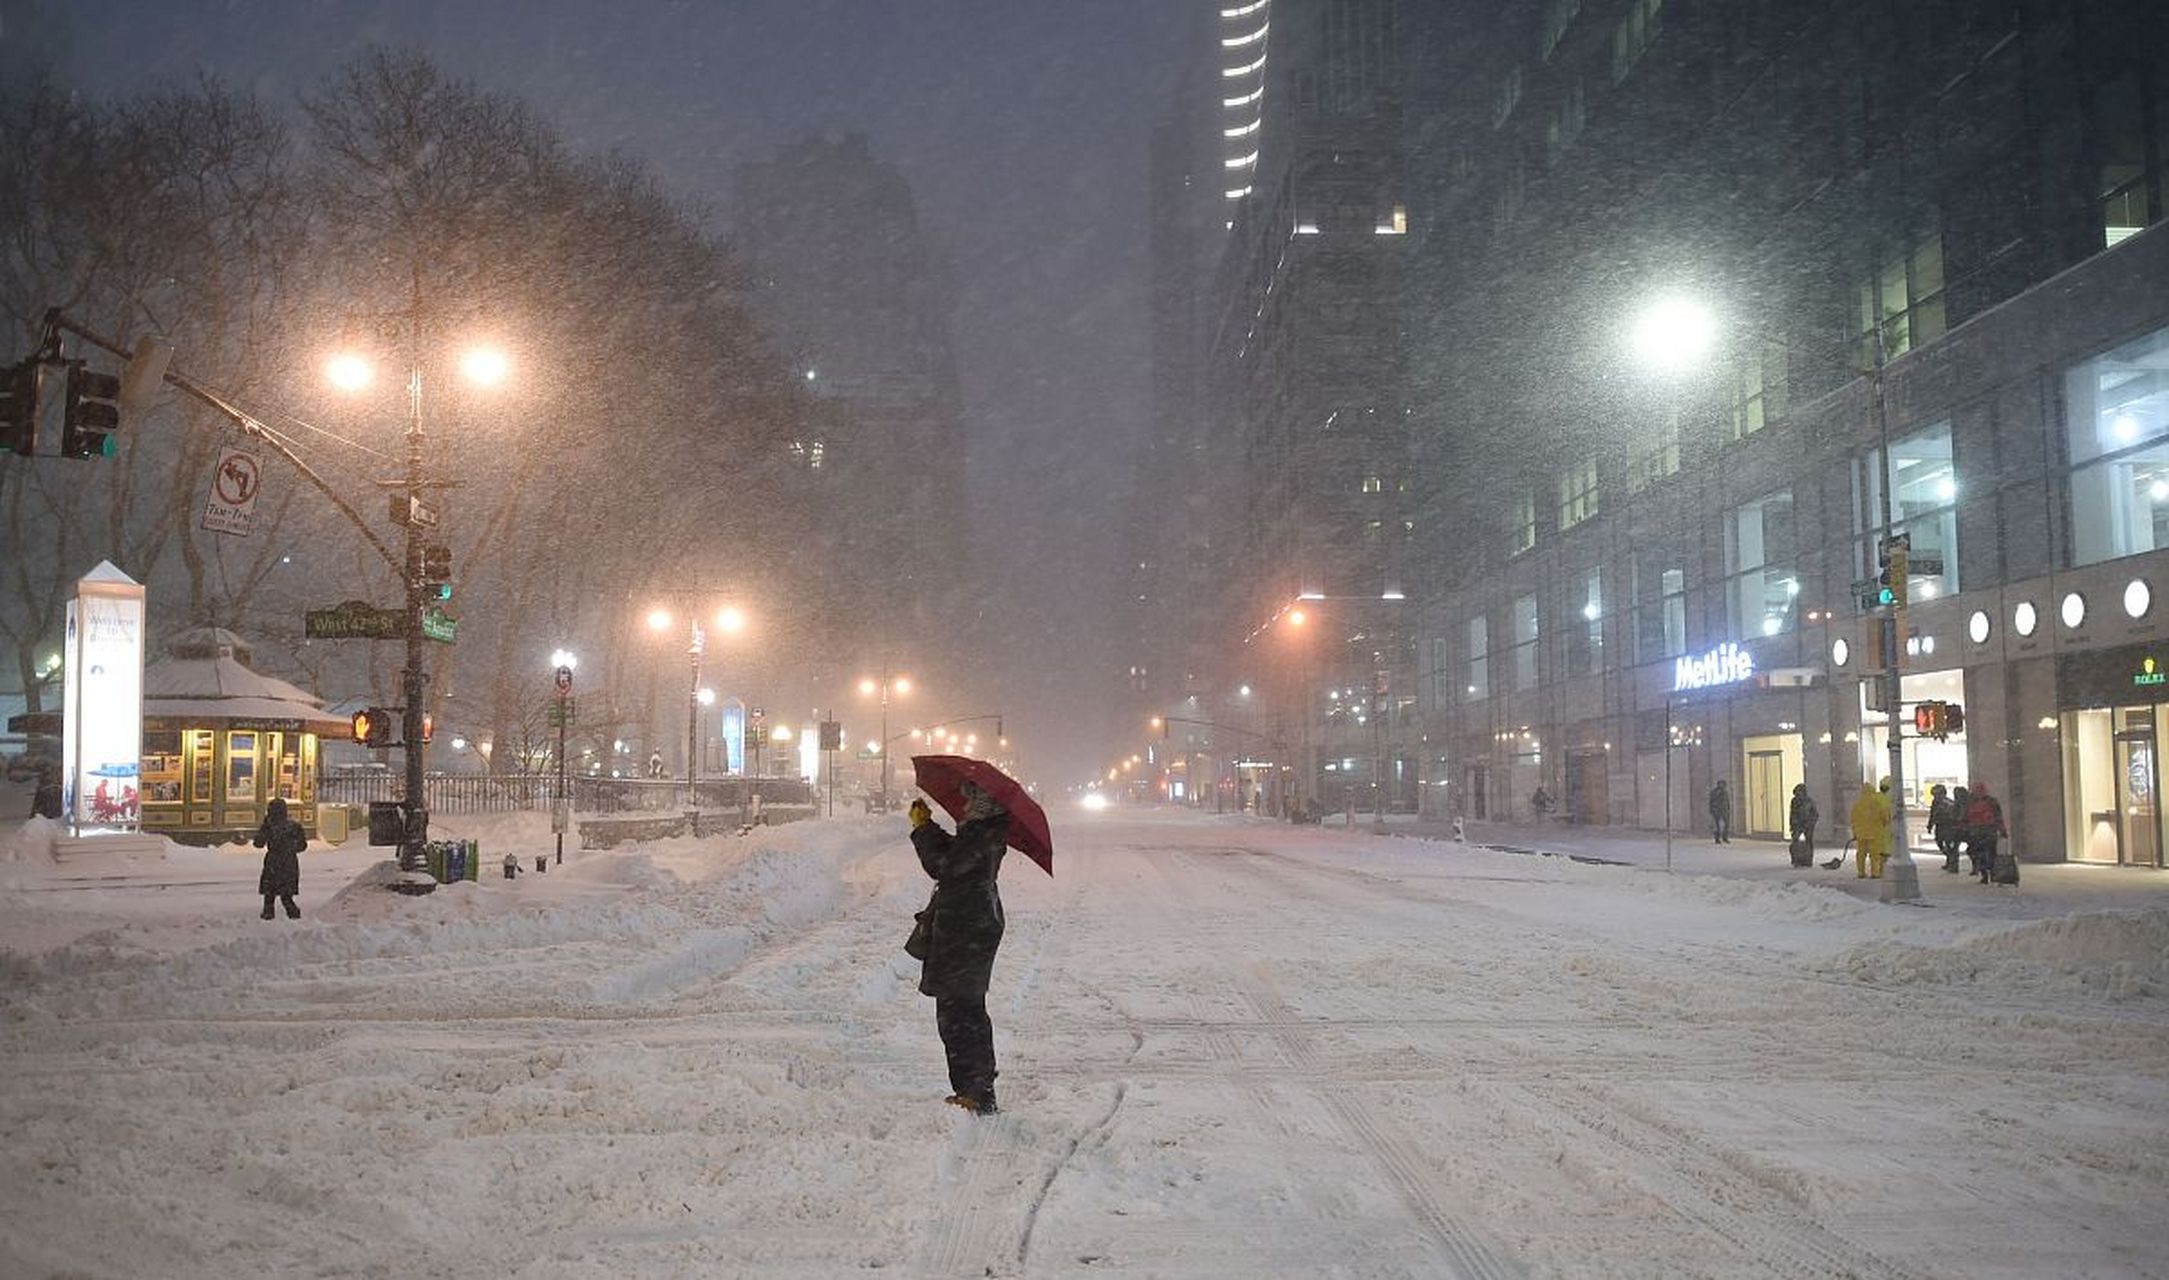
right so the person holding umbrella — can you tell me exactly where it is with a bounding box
[909,780,1011,1115]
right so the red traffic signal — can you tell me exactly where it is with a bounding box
[1913,703,1939,735]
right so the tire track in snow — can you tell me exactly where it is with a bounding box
[1515,1079,1917,1279]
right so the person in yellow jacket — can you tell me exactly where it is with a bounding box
[1849,778,1894,878]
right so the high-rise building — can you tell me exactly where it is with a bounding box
[1143,0,1422,813]
[732,135,968,678]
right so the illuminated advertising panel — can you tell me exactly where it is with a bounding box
[62,561,146,834]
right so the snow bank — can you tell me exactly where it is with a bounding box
[1825,906,2169,1000]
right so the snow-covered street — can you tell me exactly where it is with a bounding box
[3,810,2167,1278]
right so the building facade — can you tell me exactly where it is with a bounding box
[1157,0,1425,812]
[1408,0,2169,864]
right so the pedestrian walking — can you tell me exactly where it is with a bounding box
[1849,779,1893,879]
[646,748,666,779]
[1788,783,1819,867]
[252,797,306,920]
[1927,784,1962,873]
[1708,780,1732,843]
[1964,781,2012,884]
[908,782,1009,1115]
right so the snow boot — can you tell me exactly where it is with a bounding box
[945,1092,999,1116]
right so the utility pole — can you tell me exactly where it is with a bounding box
[397,347,433,890]
[1870,327,1922,904]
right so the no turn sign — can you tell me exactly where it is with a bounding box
[201,444,264,536]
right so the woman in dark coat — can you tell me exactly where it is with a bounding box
[253,797,306,919]
[908,782,1008,1115]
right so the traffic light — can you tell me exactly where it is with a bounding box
[0,361,38,456]
[60,362,121,459]
[1944,703,1964,736]
[419,544,452,602]
[419,712,435,744]
[352,706,396,747]
[1876,539,1910,609]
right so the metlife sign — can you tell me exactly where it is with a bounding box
[1673,642,1755,693]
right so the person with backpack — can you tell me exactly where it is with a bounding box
[1927,784,1962,873]
[1964,781,2012,884]
[1787,783,1819,867]
[252,797,307,919]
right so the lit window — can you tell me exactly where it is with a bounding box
[1361,475,1383,493]
[1729,342,1789,439]
[1723,489,1796,638]
[1968,610,1990,644]
[2062,591,2087,630]
[1857,232,1947,363]
[1509,492,1537,555]
[1375,204,1408,235]
[2065,325,2169,567]
[2014,600,2038,637]
[1558,459,1599,529]
[2127,579,2153,619]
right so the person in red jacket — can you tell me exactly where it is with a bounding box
[1963,782,2009,884]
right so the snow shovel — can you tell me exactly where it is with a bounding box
[1820,838,1853,871]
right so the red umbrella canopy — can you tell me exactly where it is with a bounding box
[911,754,1053,876]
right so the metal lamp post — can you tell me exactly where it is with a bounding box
[326,317,510,891]
[859,669,912,806]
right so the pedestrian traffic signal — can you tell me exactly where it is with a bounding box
[1911,700,1964,741]
[60,362,122,459]
[419,712,435,744]
[0,361,39,456]
[352,706,396,747]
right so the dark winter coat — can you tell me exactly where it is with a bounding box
[1927,793,1958,836]
[1709,785,1731,821]
[1789,793,1818,834]
[254,810,306,897]
[909,813,1008,1000]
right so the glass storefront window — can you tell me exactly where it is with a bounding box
[2068,326,2169,566]
[2062,704,2166,868]
[1512,594,1539,690]
[1464,615,1488,701]
[1860,667,1968,853]
[1633,548,1685,662]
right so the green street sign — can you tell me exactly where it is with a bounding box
[305,600,405,640]
[421,608,458,644]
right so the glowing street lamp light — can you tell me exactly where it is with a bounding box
[1629,295,1717,373]
[324,352,374,392]
[860,667,914,803]
[456,345,510,388]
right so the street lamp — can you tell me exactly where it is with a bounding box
[859,668,914,805]
[1630,293,1920,902]
[646,602,749,806]
[548,648,576,865]
[326,337,511,891]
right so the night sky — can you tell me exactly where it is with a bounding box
[51,0,1195,784]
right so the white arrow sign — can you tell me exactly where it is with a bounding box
[201,444,264,536]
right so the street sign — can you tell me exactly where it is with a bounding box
[546,698,576,727]
[555,665,573,694]
[390,494,438,528]
[305,600,404,640]
[819,720,842,751]
[200,444,264,536]
[421,608,458,644]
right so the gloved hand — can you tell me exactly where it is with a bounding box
[908,799,932,829]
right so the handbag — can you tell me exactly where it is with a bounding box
[904,902,933,960]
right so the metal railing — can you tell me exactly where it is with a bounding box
[320,771,815,815]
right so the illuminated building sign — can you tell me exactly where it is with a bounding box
[1673,642,1755,692]
[2137,657,2166,688]
[61,561,146,834]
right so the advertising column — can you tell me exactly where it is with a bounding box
[61,561,146,836]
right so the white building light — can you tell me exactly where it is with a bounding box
[1223,52,1267,78]
[1224,85,1264,108]
[1223,23,1269,48]
[1224,117,1261,138]
[1221,0,1269,17]
[1225,151,1259,170]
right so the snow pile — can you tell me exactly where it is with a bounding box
[0,816,62,867]
[1825,906,2169,1000]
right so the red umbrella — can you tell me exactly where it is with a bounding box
[911,754,1053,877]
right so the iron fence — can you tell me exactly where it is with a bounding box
[320,771,815,815]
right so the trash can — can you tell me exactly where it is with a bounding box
[319,803,352,846]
